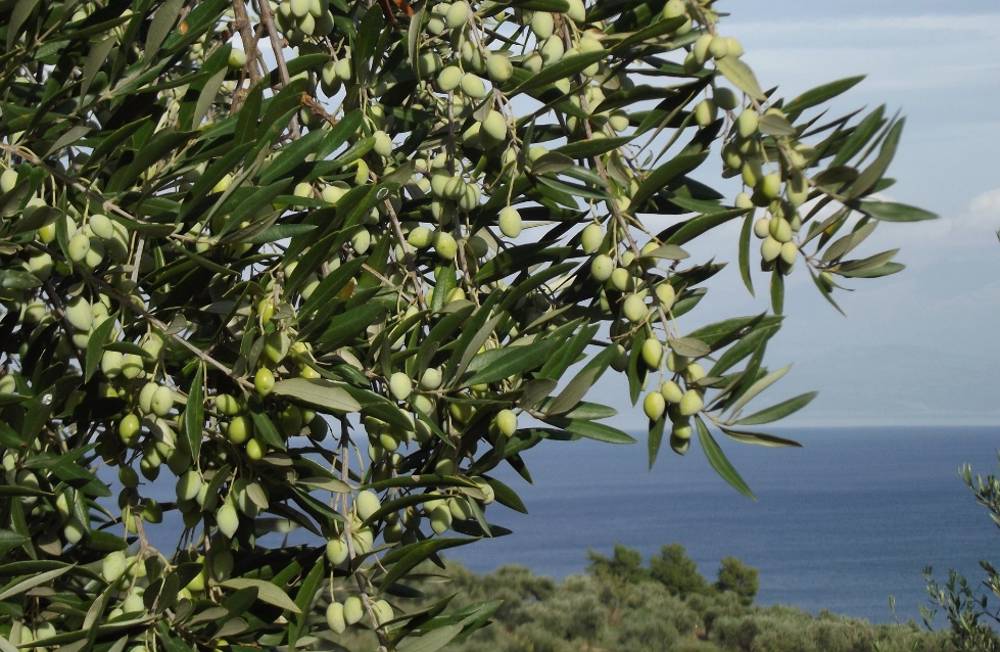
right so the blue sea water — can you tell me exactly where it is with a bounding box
[446,425,1000,624]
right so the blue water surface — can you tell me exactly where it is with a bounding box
[446,426,1000,624]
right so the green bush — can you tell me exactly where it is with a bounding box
[650,543,710,596]
[715,556,759,605]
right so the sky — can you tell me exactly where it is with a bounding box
[598,1,1000,429]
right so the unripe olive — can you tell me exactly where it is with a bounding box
[372,599,394,626]
[343,596,364,625]
[140,331,164,359]
[540,36,564,64]
[530,11,554,38]
[659,380,683,404]
[581,223,603,253]
[373,130,392,158]
[759,173,782,201]
[407,226,433,249]
[641,338,663,368]
[116,414,140,447]
[693,34,713,64]
[86,214,113,240]
[445,0,470,28]
[25,252,53,281]
[686,363,707,383]
[217,503,239,538]
[694,99,717,127]
[255,366,275,396]
[100,350,123,378]
[460,72,487,99]
[787,174,809,207]
[177,470,202,502]
[414,368,442,393]
[214,393,240,417]
[430,504,452,534]
[610,267,631,292]
[622,294,648,323]
[708,36,730,59]
[753,217,771,239]
[134,382,155,415]
[672,420,693,440]
[662,0,685,18]
[590,254,614,281]
[434,231,458,260]
[102,550,128,583]
[388,371,412,401]
[780,241,798,265]
[760,236,782,262]
[64,519,85,544]
[326,536,349,564]
[121,353,144,380]
[246,438,264,461]
[655,283,676,310]
[65,295,93,331]
[264,331,291,364]
[327,602,346,633]
[0,168,16,193]
[769,216,792,243]
[643,391,666,421]
[486,52,513,82]
[356,490,381,521]
[497,206,522,238]
[186,567,206,593]
[565,0,585,22]
[736,109,759,138]
[412,394,434,415]
[437,65,462,92]
[351,228,371,254]
[678,389,704,416]
[151,385,174,417]
[68,232,91,263]
[321,183,348,205]
[228,415,251,444]
[735,192,754,210]
[227,48,247,69]
[495,409,517,437]
[482,110,507,143]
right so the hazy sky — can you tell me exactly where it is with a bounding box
[599,1,1000,429]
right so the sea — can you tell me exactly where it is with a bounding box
[137,425,999,625]
[446,425,1000,625]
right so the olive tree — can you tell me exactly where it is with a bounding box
[0,0,933,650]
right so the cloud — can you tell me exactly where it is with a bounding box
[728,13,1000,37]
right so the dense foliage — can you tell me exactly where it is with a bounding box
[0,0,932,650]
[336,545,953,652]
[923,455,1000,652]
